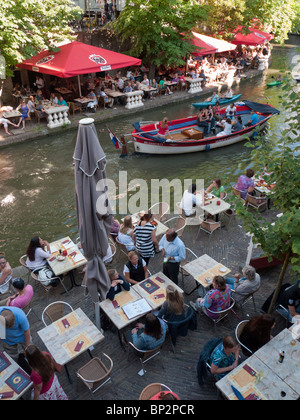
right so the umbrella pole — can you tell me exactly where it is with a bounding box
[78,74,82,97]
[94,300,103,332]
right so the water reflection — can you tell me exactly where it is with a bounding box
[1,36,299,266]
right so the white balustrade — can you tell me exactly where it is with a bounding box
[44,105,71,129]
[125,90,144,109]
[185,77,203,94]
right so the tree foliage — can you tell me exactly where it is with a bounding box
[0,0,82,77]
[114,0,208,71]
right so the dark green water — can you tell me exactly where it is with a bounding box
[1,35,299,266]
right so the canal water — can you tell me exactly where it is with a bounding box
[1,35,299,266]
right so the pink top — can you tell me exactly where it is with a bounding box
[30,352,54,395]
[9,285,33,309]
[157,122,169,135]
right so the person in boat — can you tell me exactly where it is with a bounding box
[196,109,209,136]
[223,87,233,99]
[213,101,221,121]
[216,118,232,137]
[232,115,243,132]
[225,103,236,120]
[206,178,225,199]
[245,109,258,127]
[156,117,173,140]
[180,183,202,217]
[206,105,216,135]
[276,73,282,82]
[210,91,219,103]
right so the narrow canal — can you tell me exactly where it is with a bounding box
[1,35,299,266]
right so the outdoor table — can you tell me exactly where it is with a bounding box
[74,97,93,104]
[37,307,104,383]
[122,212,168,239]
[0,351,32,400]
[132,271,183,311]
[55,87,72,95]
[139,85,157,93]
[198,193,230,221]
[254,328,300,395]
[2,110,21,119]
[216,353,299,400]
[253,178,276,195]
[47,236,87,290]
[182,254,231,296]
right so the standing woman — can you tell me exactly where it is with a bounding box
[25,344,68,400]
[133,212,159,266]
[25,236,51,271]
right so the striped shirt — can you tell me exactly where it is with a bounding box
[134,222,156,258]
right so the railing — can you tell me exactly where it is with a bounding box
[185,77,203,94]
[125,90,144,109]
[44,105,71,129]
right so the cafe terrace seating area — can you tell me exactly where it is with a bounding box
[0,183,298,401]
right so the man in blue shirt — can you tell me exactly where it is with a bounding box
[159,229,186,285]
[0,307,31,361]
[246,109,258,127]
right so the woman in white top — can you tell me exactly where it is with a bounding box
[117,216,136,251]
[25,236,51,270]
[0,254,12,294]
[27,96,36,114]
[216,118,232,137]
[50,93,59,105]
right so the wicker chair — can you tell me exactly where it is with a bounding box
[202,298,235,332]
[103,241,116,264]
[76,353,113,399]
[127,342,164,376]
[148,202,170,222]
[19,254,32,282]
[197,217,221,236]
[164,216,187,237]
[41,301,74,326]
[139,383,172,400]
[235,320,253,356]
[115,237,131,256]
[246,193,267,212]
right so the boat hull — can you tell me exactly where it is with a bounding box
[267,81,282,86]
[192,94,242,109]
[133,122,268,155]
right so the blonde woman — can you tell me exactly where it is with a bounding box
[157,285,185,322]
[156,117,173,140]
[117,216,135,251]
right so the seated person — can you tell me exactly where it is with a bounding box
[35,101,47,118]
[234,168,255,200]
[245,109,258,127]
[156,117,173,140]
[115,77,124,93]
[141,74,150,86]
[16,99,30,130]
[123,250,147,285]
[99,87,114,108]
[25,236,51,271]
[196,109,209,136]
[0,254,12,295]
[225,103,236,120]
[210,91,219,102]
[190,276,231,318]
[109,217,120,242]
[86,90,98,112]
[277,280,300,322]
[216,118,232,137]
[106,269,130,301]
[180,183,202,217]
[150,391,180,400]
[239,314,276,355]
[276,73,282,82]
[157,285,185,323]
[130,313,168,351]
[232,115,243,132]
[0,113,18,135]
[35,89,44,102]
[117,216,135,251]
[49,93,59,105]
[206,178,225,199]
[223,87,233,99]
[159,78,172,95]
[210,336,239,380]
[0,277,33,308]
[225,265,261,305]
[58,96,68,107]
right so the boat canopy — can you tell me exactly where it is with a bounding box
[242,101,280,115]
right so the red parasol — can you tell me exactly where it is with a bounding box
[232,26,274,46]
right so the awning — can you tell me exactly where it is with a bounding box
[190,32,237,56]
[232,26,274,46]
[17,41,141,78]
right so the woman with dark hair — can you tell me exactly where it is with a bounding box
[25,236,51,270]
[0,277,33,308]
[190,276,231,319]
[234,168,255,200]
[25,344,68,400]
[239,314,276,355]
[133,212,159,265]
[130,313,168,351]
[206,178,225,199]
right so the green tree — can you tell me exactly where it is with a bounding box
[234,77,300,314]
[0,0,82,78]
[114,0,208,78]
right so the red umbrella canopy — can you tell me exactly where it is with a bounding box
[190,32,236,55]
[232,26,274,46]
[17,41,141,78]
[189,31,217,56]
